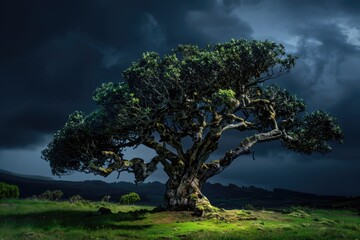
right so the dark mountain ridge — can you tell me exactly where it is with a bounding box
[0,169,356,209]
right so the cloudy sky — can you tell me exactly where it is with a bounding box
[1,0,359,196]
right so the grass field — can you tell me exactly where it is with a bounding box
[0,199,359,240]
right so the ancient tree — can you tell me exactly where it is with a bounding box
[42,39,343,214]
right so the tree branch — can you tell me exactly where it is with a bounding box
[198,129,282,182]
[154,122,185,159]
[142,138,178,162]
[220,120,253,134]
[88,151,163,184]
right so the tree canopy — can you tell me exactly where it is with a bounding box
[42,39,343,212]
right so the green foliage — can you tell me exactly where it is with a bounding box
[120,192,141,205]
[0,182,19,199]
[101,195,111,202]
[69,194,85,203]
[262,84,306,119]
[41,109,111,175]
[36,190,64,201]
[123,39,296,111]
[244,204,257,211]
[212,89,236,105]
[42,85,150,176]
[282,111,344,154]
[93,82,129,106]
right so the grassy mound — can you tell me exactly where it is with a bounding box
[0,199,359,239]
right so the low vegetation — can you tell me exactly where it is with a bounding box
[0,182,19,200]
[120,192,141,205]
[0,199,359,239]
[31,190,64,201]
[101,195,111,202]
[68,194,86,204]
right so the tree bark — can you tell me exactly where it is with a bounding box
[162,169,215,215]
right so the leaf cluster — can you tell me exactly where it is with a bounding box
[119,192,141,205]
[282,111,344,154]
[35,190,64,201]
[42,110,115,175]
[122,39,295,112]
[0,182,19,199]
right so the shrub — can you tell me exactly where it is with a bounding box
[37,190,64,201]
[282,205,313,214]
[29,195,38,200]
[101,195,111,202]
[120,192,140,205]
[69,194,85,203]
[244,204,257,210]
[0,182,19,199]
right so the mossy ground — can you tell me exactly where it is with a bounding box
[0,199,359,240]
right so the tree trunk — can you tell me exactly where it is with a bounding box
[162,170,216,216]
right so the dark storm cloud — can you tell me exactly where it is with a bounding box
[186,7,253,42]
[278,0,360,15]
[274,21,360,137]
[214,19,360,161]
[326,86,360,161]
[211,0,360,164]
[0,0,253,149]
[277,12,360,162]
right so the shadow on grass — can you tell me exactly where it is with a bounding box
[0,209,153,231]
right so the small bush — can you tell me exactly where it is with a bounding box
[244,204,257,210]
[288,210,310,218]
[120,192,140,205]
[0,182,19,199]
[289,205,312,213]
[37,190,64,201]
[69,194,85,203]
[101,195,111,202]
[283,205,313,214]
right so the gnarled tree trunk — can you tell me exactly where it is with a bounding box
[162,168,215,216]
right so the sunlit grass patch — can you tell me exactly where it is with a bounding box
[0,199,359,239]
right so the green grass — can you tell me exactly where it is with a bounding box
[0,199,359,240]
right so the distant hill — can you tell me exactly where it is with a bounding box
[0,169,357,209]
[0,169,54,181]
